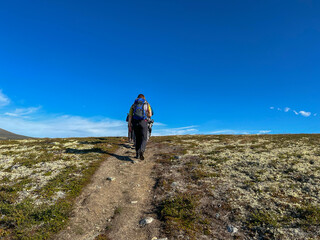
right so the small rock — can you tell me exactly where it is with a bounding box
[215,213,220,219]
[107,177,115,181]
[139,217,154,226]
[174,155,182,159]
[227,225,238,233]
[131,201,138,204]
[11,164,21,170]
[54,191,66,200]
[171,182,178,187]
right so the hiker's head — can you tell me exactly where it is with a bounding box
[137,94,145,99]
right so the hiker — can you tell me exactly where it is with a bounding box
[128,113,153,144]
[147,119,154,140]
[147,114,154,141]
[128,94,153,160]
[126,113,135,143]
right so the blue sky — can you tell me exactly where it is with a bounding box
[0,0,320,137]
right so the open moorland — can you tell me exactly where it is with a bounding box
[0,134,319,240]
[152,134,320,240]
[0,137,121,239]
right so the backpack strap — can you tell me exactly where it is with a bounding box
[143,101,149,112]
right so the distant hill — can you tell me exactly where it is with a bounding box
[0,128,30,140]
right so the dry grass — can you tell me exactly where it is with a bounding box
[1,134,320,239]
[0,137,122,239]
[151,134,320,239]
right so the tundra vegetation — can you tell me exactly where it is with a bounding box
[152,134,320,239]
[0,137,121,239]
[1,135,320,240]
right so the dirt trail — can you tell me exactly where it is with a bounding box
[54,142,160,240]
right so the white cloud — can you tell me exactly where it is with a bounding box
[4,107,41,117]
[153,125,198,136]
[0,90,197,138]
[0,113,199,138]
[299,111,311,117]
[0,90,197,137]
[0,115,128,138]
[210,130,250,135]
[209,129,271,135]
[0,90,10,107]
[257,130,271,134]
[272,106,315,117]
[284,107,290,112]
[153,122,166,126]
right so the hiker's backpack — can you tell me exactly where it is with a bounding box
[132,98,148,120]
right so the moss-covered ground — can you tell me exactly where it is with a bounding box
[151,134,320,239]
[0,137,122,240]
[1,134,320,239]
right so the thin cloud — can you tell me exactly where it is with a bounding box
[271,106,315,117]
[210,130,249,135]
[0,89,198,137]
[4,107,41,117]
[0,113,199,138]
[284,107,290,112]
[0,91,128,137]
[153,125,198,136]
[153,122,166,126]
[257,130,271,134]
[0,90,10,107]
[209,129,271,135]
[0,115,128,138]
[299,111,311,117]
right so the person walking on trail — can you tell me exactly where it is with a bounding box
[126,113,135,143]
[128,94,153,160]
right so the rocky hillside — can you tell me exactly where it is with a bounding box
[0,128,30,140]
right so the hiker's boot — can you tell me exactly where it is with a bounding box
[140,151,145,160]
[135,152,140,159]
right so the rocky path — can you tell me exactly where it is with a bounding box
[54,142,160,240]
